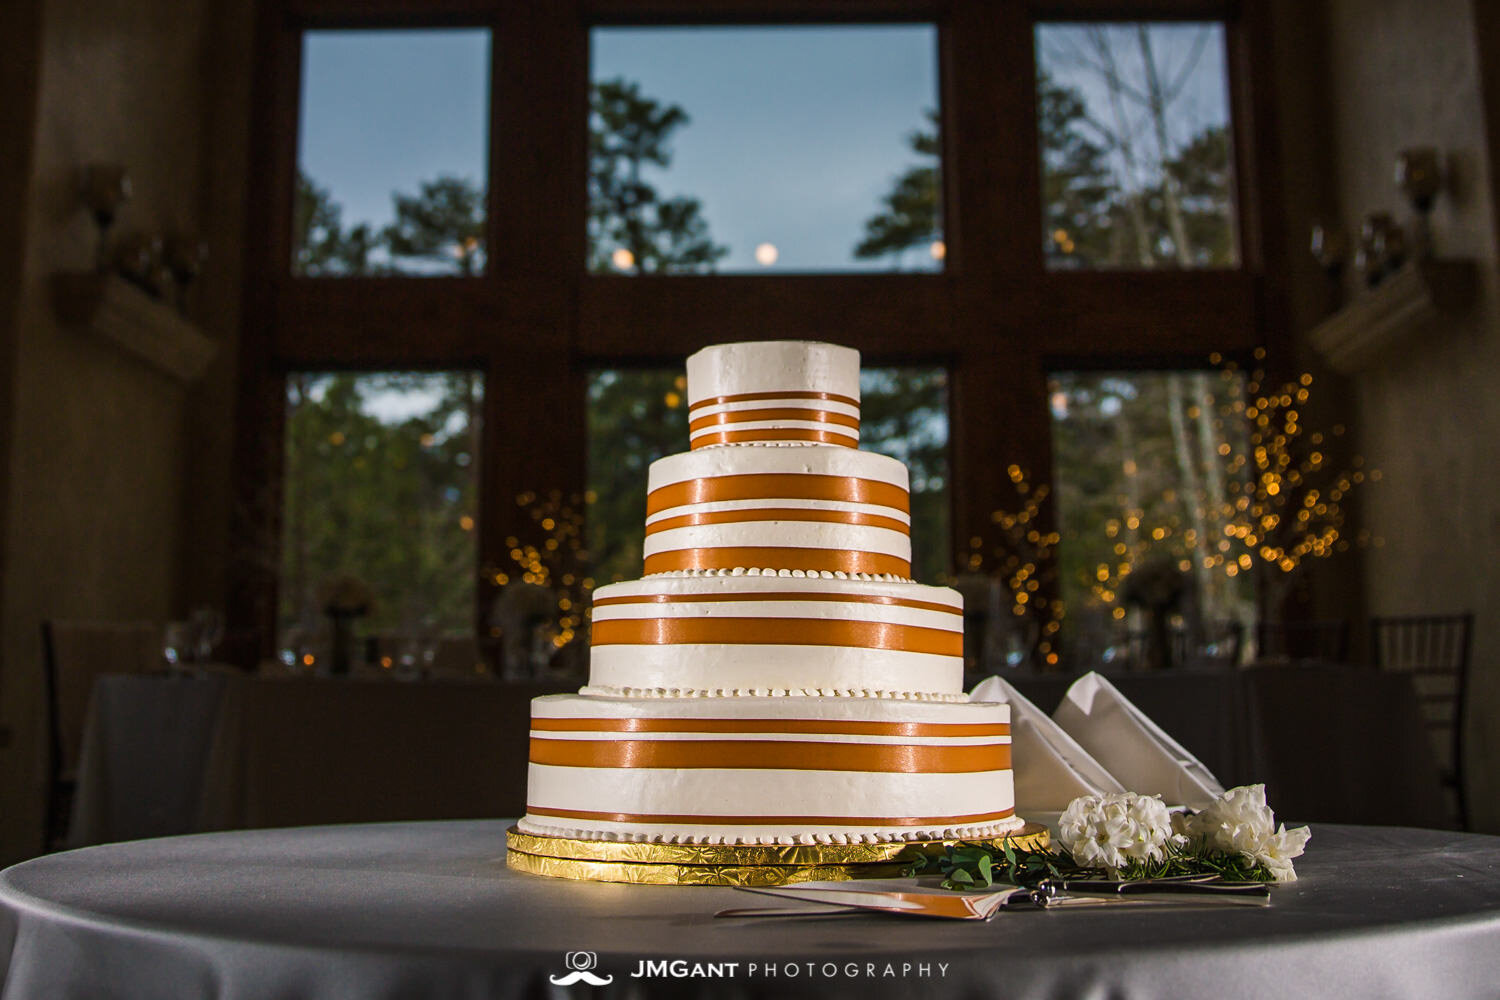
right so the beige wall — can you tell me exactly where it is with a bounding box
[1320,0,1500,831]
[0,0,248,863]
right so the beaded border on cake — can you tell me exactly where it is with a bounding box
[577,685,970,702]
[515,815,1026,845]
[639,567,915,583]
[694,440,826,449]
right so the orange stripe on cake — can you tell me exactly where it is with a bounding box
[688,390,860,413]
[688,408,861,432]
[590,616,960,655]
[526,806,1016,826]
[647,474,909,515]
[644,508,909,537]
[529,737,1010,773]
[690,428,859,448]
[592,591,958,614]
[531,717,1009,737]
[641,547,910,577]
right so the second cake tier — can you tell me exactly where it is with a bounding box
[585,572,965,697]
[644,444,911,577]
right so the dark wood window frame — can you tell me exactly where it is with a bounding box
[231,0,1286,657]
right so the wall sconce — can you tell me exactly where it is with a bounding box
[1356,212,1406,287]
[1307,145,1475,374]
[1312,147,1445,288]
[1395,146,1442,254]
[164,234,208,311]
[79,164,132,273]
[1310,221,1348,279]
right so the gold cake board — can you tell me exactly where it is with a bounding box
[506,823,1049,886]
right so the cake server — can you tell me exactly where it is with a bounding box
[722,881,1030,920]
[1045,879,1271,906]
[719,877,1271,919]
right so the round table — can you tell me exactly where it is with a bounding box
[2,821,1498,998]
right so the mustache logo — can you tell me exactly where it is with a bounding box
[550,951,614,986]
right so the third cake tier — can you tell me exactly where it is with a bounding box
[644,444,911,577]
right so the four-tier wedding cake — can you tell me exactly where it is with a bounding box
[517,341,1021,846]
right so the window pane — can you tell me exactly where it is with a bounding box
[1036,23,1236,269]
[586,369,689,585]
[590,25,942,273]
[295,29,490,276]
[860,367,950,584]
[1050,370,1252,668]
[280,372,483,660]
[584,366,950,584]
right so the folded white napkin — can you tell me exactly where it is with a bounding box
[1051,672,1224,809]
[970,675,1125,814]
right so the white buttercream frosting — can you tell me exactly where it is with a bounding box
[686,341,860,406]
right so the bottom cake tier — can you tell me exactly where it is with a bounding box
[517,693,1021,845]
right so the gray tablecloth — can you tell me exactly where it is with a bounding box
[4,821,1500,999]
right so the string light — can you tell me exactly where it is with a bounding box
[981,467,1065,662]
[481,489,592,651]
[1067,355,1379,638]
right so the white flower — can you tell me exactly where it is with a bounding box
[1257,823,1312,882]
[1187,784,1311,882]
[1058,792,1185,872]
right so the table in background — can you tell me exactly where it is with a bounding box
[6,821,1500,999]
[70,664,1447,848]
[1008,663,1449,828]
[68,675,572,847]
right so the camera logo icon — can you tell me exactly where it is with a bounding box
[550,951,613,986]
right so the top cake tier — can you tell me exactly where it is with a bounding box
[686,341,861,450]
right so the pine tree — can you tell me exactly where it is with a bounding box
[292,172,375,275]
[383,175,486,275]
[853,111,941,265]
[588,77,727,273]
[1037,72,1116,267]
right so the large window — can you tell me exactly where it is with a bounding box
[280,372,483,655]
[244,6,1268,671]
[1036,22,1236,269]
[1050,369,1252,667]
[589,25,942,273]
[294,29,491,276]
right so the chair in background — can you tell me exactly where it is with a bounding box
[41,620,159,851]
[1370,613,1475,829]
[1254,619,1350,662]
